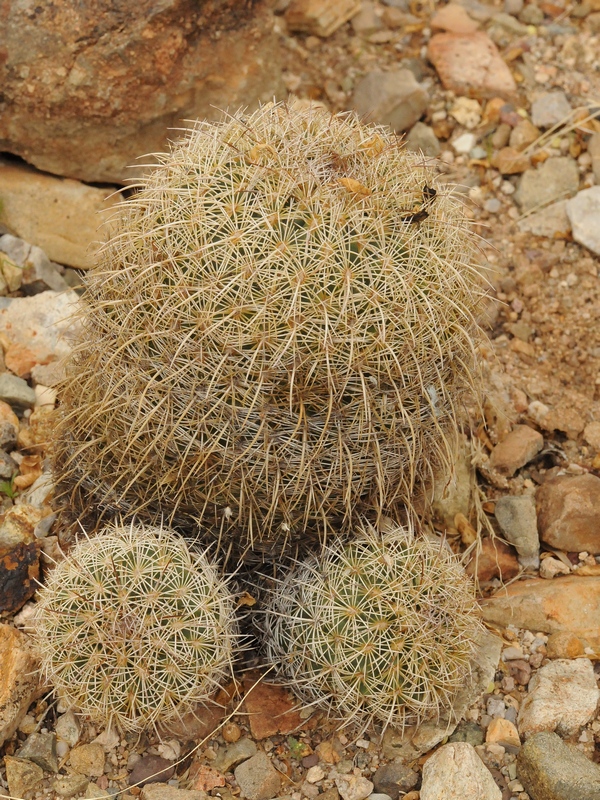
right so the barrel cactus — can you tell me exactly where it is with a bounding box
[55,101,484,557]
[262,521,484,730]
[33,523,239,732]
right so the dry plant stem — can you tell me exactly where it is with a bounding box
[55,101,485,558]
[262,520,484,732]
[33,522,240,733]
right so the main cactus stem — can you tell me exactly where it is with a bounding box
[55,101,483,559]
[33,523,239,732]
[262,520,484,731]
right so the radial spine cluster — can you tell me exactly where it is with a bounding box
[262,521,484,730]
[55,101,484,557]
[33,523,239,732]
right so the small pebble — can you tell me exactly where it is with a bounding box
[222,722,241,743]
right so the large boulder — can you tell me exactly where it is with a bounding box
[0,0,284,184]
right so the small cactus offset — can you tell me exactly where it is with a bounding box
[262,521,484,731]
[33,523,239,732]
[55,101,484,557]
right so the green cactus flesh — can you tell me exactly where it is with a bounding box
[33,523,239,732]
[263,521,484,730]
[55,101,484,557]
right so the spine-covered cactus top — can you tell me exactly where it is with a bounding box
[56,101,484,557]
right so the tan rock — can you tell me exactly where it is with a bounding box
[537,474,600,554]
[0,160,122,268]
[430,3,479,33]
[485,717,521,747]
[0,504,42,548]
[584,420,600,450]
[509,120,541,151]
[286,0,362,37]
[467,536,520,583]
[489,425,544,477]
[427,31,517,99]
[517,200,571,239]
[491,147,530,174]
[5,756,44,800]
[538,406,585,440]
[546,631,585,659]
[482,575,600,650]
[69,743,106,778]
[539,556,571,579]
[0,624,44,746]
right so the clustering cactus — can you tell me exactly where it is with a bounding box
[262,521,484,730]
[33,523,239,732]
[55,100,483,557]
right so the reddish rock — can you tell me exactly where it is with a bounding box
[0,541,40,614]
[243,672,314,740]
[0,2,284,184]
[157,700,225,741]
[507,659,531,686]
[466,536,520,583]
[537,474,600,553]
[489,425,544,477]
[128,756,174,787]
[427,32,517,100]
[546,631,585,659]
[430,3,479,33]
[481,576,600,651]
[189,763,226,792]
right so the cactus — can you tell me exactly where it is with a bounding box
[33,522,239,732]
[55,101,484,557]
[261,521,484,730]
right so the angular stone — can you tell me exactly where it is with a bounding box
[372,761,419,800]
[189,763,225,792]
[427,31,517,99]
[55,711,82,748]
[430,3,480,32]
[0,541,41,614]
[509,119,541,151]
[517,200,571,239]
[0,2,284,184]
[566,186,600,256]
[0,374,35,411]
[129,756,175,787]
[420,742,501,800]
[351,69,429,133]
[4,756,44,799]
[53,773,90,798]
[405,122,441,157]
[485,717,520,747]
[286,0,362,36]
[69,743,106,778]
[213,738,258,773]
[517,731,600,800]
[466,536,520,583]
[491,146,530,174]
[243,674,310,740]
[0,162,123,268]
[489,425,544,477]
[584,421,600,450]
[0,290,81,379]
[0,401,19,451]
[515,157,579,213]
[494,494,539,569]
[546,632,585,660]
[530,91,572,129]
[537,474,600,554]
[142,786,208,800]
[0,624,43,746]
[518,659,600,739]
[234,752,281,800]
[335,775,374,800]
[17,731,58,772]
[482,575,600,650]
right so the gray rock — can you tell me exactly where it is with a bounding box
[420,742,501,800]
[566,186,600,255]
[490,11,529,34]
[129,756,174,787]
[494,494,540,569]
[448,721,485,747]
[382,630,502,761]
[517,200,571,239]
[0,373,35,411]
[518,658,600,739]
[351,69,429,132]
[17,731,59,772]
[0,235,69,292]
[531,91,572,129]
[234,752,282,800]
[84,783,111,799]
[351,2,385,34]
[372,760,418,799]
[515,157,579,213]
[517,731,600,800]
[0,448,17,479]
[53,773,90,798]
[0,418,18,450]
[213,737,258,772]
[5,756,44,799]
[405,122,441,157]
[504,0,524,15]
[141,785,209,800]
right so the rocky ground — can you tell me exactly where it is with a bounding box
[1,0,600,799]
